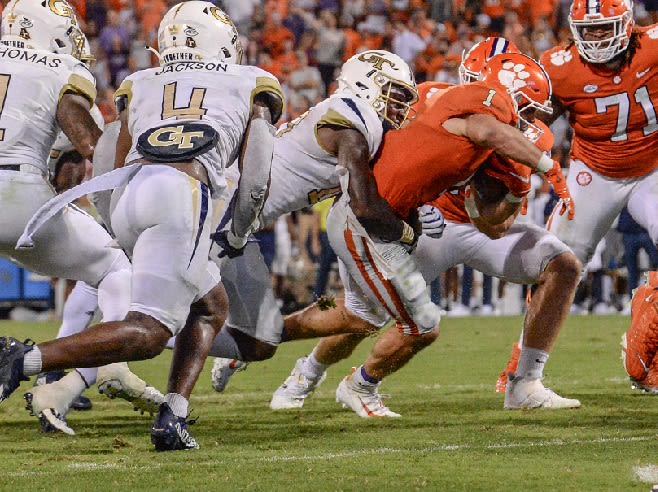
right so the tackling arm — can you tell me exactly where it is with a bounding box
[56,93,102,160]
[318,125,416,245]
[229,97,278,250]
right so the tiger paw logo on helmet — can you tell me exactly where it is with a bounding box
[549,50,572,66]
[497,62,531,92]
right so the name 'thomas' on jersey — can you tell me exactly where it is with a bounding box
[115,60,283,196]
[541,25,658,178]
[0,46,96,172]
[260,92,385,227]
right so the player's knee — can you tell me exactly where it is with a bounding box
[547,252,582,286]
[124,311,172,358]
[227,326,277,361]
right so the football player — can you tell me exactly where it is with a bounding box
[270,50,582,416]
[0,0,133,430]
[499,0,658,393]
[0,1,284,452]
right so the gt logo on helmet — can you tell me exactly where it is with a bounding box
[48,0,75,18]
[358,52,396,71]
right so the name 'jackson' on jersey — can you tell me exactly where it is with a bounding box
[115,60,283,197]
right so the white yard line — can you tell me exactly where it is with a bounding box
[4,435,652,477]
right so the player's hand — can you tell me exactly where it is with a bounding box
[543,160,575,220]
[520,196,528,216]
[211,230,247,259]
[417,204,446,239]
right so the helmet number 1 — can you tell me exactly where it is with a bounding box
[0,74,10,141]
[482,89,496,107]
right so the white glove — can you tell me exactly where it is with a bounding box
[417,204,446,239]
[226,229,249,250]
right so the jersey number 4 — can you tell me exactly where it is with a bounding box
[0,74,10,141]
[595,86,658,141]
[161,82,208,120]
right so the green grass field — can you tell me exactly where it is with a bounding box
[0,314,656,491]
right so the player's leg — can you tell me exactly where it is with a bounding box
[270,296,377,410]
[466,223,583,408]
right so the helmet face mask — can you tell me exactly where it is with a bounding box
[336,50,418,129]
[481,53,553,142]
[569,0,634,64]
[1,0,85,59]
[459,37,520,85]
[157,1,243,65]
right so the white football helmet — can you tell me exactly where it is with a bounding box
[1,0,85,59]
[157,1,243,65]
[336,49,418,129]
[569,0,634,64]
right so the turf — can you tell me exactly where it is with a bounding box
[0,314,656,491]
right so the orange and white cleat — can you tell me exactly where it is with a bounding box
[496,342,521,393]
[621,271,658,391]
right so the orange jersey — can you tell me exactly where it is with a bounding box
[435,121,553,224]
[541,25,658,178]
[374,82,517,219]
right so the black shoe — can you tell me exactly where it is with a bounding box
[33,369,93,411]
[0,337,33,403]
[70,395,92,411]
[150,402,199,451]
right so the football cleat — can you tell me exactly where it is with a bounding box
[210,357,248,393]
[33,370,92,411]
[504,375,581,409]
[97,362,164,415]
[496,342,521,393]
[0,337,33,403]
[151,402,199,451]
[24,386,75,435]
[335,368,400,418]
[270,356,327,410]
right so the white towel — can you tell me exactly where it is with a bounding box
[16,164,143,249]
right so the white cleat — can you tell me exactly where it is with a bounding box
[24,384,76,435]
[504,375,581,409]
[270,356,327,410]
[97,362,164,415]
[335,371,400,418]
[210,358,248,393]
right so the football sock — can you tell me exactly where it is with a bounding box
[353,365,379,387]
[57,281,97,338]
[76,367,97,387]
[515,347,549,381]
[165,393,189,418]
[302,350,329,380]
[23,345,42,376]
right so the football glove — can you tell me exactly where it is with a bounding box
[417,204,446,239]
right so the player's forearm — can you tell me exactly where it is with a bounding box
[348,178,406,241]
[233,106,276,238]
[57,93,102,160]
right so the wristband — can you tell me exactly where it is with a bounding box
[464,195,480,219]
[400,221,415,244]
[504,192,523,203]
[536,154,554,173]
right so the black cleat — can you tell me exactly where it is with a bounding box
[150,403,199,451]
[0,337,33,403]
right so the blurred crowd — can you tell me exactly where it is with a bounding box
[3,0,658,317]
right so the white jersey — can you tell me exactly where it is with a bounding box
[260,92,384,227]
[48,105,105,177]
[0,46,96,172]
[116,60,282,197]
